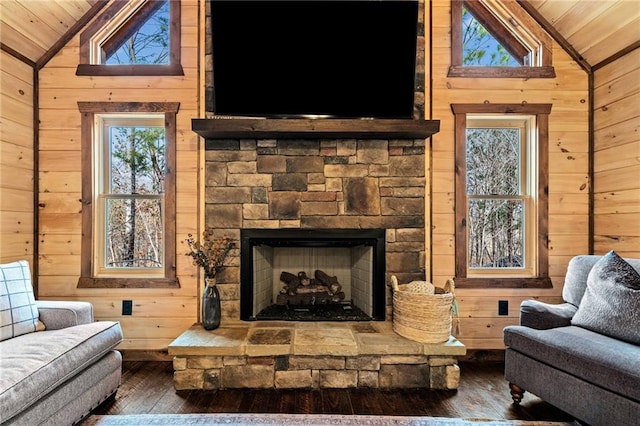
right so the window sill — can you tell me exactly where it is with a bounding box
[448,65,556,78]
[78,276,180,288]
[76,63,184,77]
[454,276,552,289]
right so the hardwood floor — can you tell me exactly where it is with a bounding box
[91,361,577,422]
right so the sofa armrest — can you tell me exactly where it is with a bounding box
[519,300,577,330]
[36,301,94,330]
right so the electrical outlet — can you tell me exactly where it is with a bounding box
[498,300,508,316]
[122,300,133,315]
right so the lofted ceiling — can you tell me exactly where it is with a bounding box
[526,0,640,67]
[0,0,639,69]
[0,0,95,64]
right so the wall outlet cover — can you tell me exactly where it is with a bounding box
[122,300,133,315]
[498,300,509,316]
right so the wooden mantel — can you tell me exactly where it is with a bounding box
[192,118,440,139]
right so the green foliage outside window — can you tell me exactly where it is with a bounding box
[105,0,169,65]
[106,125,166,269]
[462,7,519,67]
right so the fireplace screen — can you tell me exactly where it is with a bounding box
[240,229,386,321]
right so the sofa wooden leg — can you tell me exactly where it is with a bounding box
[509,382,525,405]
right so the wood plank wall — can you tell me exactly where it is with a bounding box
[593,49,640,258]
[1,51,34,267]
[32,0,600,352]
[37,1,201,351]
[430,1,590,349]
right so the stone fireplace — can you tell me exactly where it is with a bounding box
[203,134,431,322]
[199,0,434,322]
[167,1,464,391]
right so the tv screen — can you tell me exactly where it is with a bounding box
[210,0,419,119]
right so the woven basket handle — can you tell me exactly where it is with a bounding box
[444,278,455,294]
[390,275,400,292]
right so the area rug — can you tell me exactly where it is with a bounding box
[84,413,578,426]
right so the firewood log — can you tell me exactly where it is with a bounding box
[280,271,298,283]
[296,284,330,294]
[315,269,338,285]
[298,271,311,286]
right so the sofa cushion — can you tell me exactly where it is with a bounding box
[0,321,123,422]
[504,325,640,402]
[0,260,44,342]
[562,255,602,307]
[571,250,640,345]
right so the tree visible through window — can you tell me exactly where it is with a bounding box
[449,0,555,78]
[103,1,169,65]
[452,103,552,288]
[103,120,165,270]
[462,6,519,66]
[466,125,524,269]
[77,0,182,76]
[78,102,179,288]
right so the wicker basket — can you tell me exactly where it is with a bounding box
[391,276,455,344]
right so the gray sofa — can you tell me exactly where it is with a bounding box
[503,252,640,426]
[0,300,123,425]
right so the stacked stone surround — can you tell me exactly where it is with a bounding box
[182,0,459,391]
[169,322,465,390]
[204,0,428,320]
[205,138,427,321]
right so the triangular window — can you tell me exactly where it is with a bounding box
[103,1,170,65]
[77,0,183,76]
[462,6,521,66]
[450,0,555,78]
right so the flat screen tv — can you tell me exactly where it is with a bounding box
[210,0,419,119]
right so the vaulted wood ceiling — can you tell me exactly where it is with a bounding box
[1,0,639,69]
[525,0,640,68]
[0,0,95,64]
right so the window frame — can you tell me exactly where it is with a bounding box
[451,103,552,289]
[95,115,166,278]
[78,102,180,288]
[76,0,183,76]
[464,116,534,277]
[449,0,555,78]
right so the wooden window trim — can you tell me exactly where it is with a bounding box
[449,0,555,79]
[76,0,183,77]
[451,103,552,289]
[77,102,180,289]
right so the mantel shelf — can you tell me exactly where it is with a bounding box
[192,118,440,140]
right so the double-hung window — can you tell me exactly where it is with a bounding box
[452,104,552,288]
[465,116,534,275]
[78,102,179,288]
[97,116,166,276]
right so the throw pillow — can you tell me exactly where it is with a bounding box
[571,250,640,345]
[0,260,43,341]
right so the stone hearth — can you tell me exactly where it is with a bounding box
[169,321,465,390]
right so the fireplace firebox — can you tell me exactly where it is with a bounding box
[240,229,386,321]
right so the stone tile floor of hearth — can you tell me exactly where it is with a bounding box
[168,320,466,357]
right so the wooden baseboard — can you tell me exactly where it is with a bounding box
[120,349,173,362]
[459,349,506,362]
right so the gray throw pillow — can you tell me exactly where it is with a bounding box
[571,250,640,344]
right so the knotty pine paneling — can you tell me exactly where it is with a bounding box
[430,1,589,349]
[593,50,639,258]
[1,50,34,267]
[37,1,201,350]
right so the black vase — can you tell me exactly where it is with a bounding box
[202,278,221,330]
